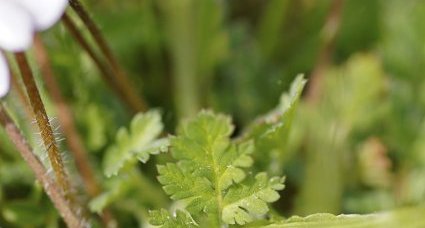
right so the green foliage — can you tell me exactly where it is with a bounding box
[294,54,388,215]
[103,110,169,177]
[90,111,169,216]
[89,177,125,213]
[152,111,285,227]
[242,74,306,175]
[3,0,425,227]
[2,201,47,226]
[222,173,285,225]
[149,209,197,228]
[257,0,290,57]
[264,206,425,228]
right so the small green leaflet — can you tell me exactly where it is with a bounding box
[103,110,169,177]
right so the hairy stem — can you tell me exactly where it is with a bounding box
[0,105,81,228]
[14,53,72,199]
[68,0,147,113]
[33,36,116,226]
[34,35,99,197]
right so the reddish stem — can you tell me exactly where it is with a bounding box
[14,52,72,199]
[67,0,147,113]
[0,105,81,228]
[305,0,345,103]
[34,35,99,196]
[34,35,116,226]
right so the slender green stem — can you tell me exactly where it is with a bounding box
[159,0,200,119]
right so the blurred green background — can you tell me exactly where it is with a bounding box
[2,0,425,226]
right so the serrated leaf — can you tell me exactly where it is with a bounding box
[155,111,284,226]
[103,110,166,177]
[222,173,285,225]
[170,111,253,192]
[157,163,213,201]
[136,138,170,163]
[149,209,197,228]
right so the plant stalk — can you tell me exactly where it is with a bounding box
[305,0,345,104]
[61,13,128,106]
[68,0,147,113]
[0,105,81,228]
[10,71,34,120]
[14,52,72,199]
[159,0,201,119]
[33,36,117,226]
[34,35,99,197]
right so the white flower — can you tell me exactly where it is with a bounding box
[0,53,9,98]
[0,0,68,98]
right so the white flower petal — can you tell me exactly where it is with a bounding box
[15,0,68,31]
[0,1,34,52]
[0,53,10,98]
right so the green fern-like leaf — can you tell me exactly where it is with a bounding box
[222,173,285,225]
[103,110,169,177]
[154,111,284,227]
[149,209,197,228]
